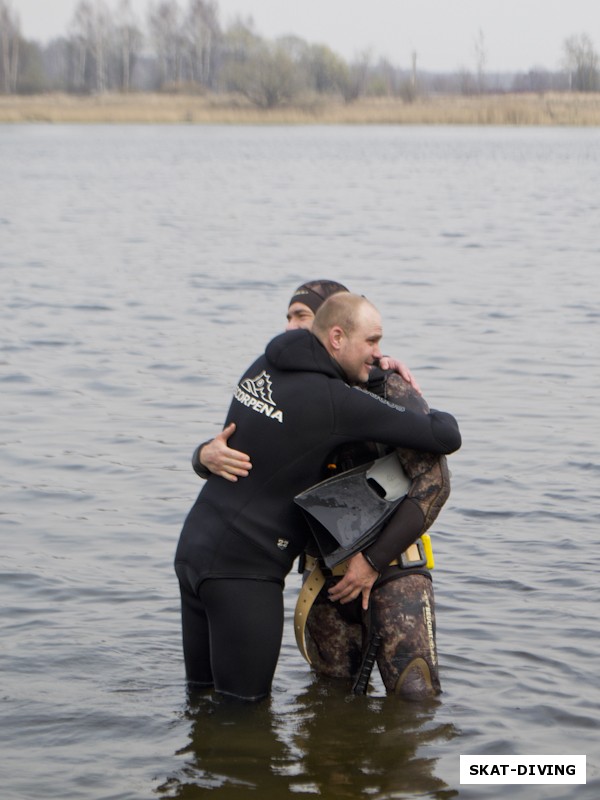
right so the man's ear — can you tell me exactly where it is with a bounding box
[329,325,344,352]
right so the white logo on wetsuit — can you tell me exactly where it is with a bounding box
[235,370,284,423]
[354,385,405,412]
[240,370,275,405]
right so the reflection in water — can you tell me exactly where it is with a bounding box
[158,679,459,798]
[159,690,289,797]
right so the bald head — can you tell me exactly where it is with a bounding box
[313,293,383,384]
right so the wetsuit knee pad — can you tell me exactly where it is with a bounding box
[393,657,437,699]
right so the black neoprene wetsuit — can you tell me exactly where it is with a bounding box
[175,329,461,699]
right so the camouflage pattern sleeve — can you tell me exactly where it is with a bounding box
[382,373,451,532]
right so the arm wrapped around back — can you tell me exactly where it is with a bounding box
[362,371,452,573]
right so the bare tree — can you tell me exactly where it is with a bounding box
[69,3,89,89]
[219,16,263,91]
[225,41,300,108]
[473,27,487,93]
[0,0,20,93]
[42,37,71,91]
[148,0,185,88]
[93,1,112,91]
[563,33,599,91]
[221,15,262,60]
[183,0,220,88]
[114,0,143,91]
[69,0,112,92]
[302,43,348,95]
[340,49,372,102]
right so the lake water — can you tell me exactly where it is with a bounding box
[1,123,599,799]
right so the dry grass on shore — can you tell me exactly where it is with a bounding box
[2,91,600,125]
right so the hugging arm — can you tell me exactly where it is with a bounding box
[192,423,252,482]
[378,356,421,395]
[363,372,453,572]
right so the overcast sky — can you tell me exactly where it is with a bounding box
[11,0,600,72]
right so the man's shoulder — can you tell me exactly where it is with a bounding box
[265,329,341,380]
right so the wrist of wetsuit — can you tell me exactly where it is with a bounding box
[192,441,212,479]
[363,497,425,573]
[430,410,462,454]
[362,551,381,574]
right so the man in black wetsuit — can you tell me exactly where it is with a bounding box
[194,281,453,698]
[176,293,461,701]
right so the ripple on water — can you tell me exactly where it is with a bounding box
[1,125,599,800]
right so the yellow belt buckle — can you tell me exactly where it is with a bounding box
[422,533,435,570]
[400,535,435,570]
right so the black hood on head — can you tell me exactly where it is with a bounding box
[265,329,346,380]
[288,280,349,314]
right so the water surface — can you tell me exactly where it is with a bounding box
[1,124,598,799]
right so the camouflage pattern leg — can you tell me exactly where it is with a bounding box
[305,588,362,679]
[370,573,441,699]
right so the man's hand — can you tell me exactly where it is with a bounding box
[378,356,422,394]
[200,423,252,482]
[327,552,379,611]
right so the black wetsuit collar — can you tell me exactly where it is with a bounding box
[265,329,350,383]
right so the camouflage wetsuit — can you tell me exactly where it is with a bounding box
[304,368,451,698]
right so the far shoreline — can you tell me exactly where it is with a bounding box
[2,91,600,126]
